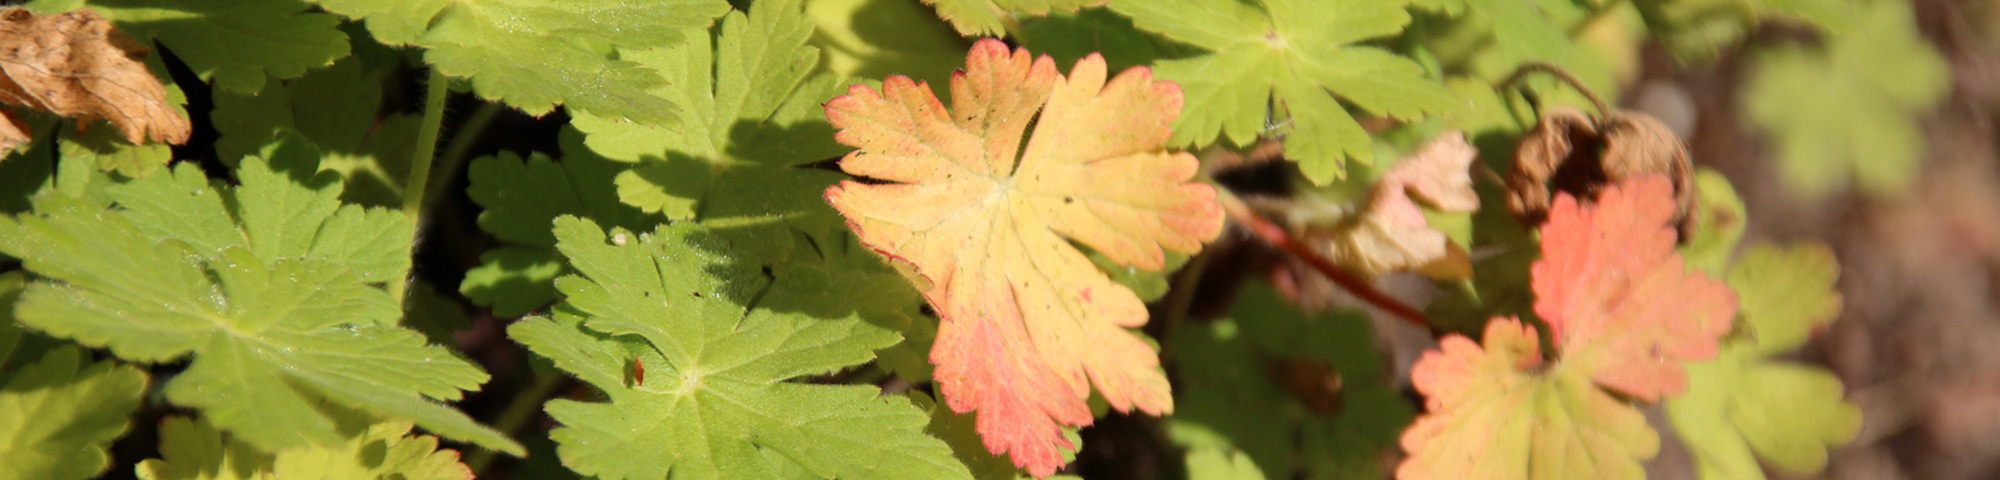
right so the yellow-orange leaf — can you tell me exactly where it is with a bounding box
[1398,176,1734,480]
[824,39,1223,477]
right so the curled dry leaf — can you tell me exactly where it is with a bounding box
[1317,130,1480,280]
[824,39,1223,477]
[1507,107,1695,236]
[0,8,189,146]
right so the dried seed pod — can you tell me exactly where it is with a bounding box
[1506,106,1698,237]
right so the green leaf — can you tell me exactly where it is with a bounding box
[135,416,271,480]
[807,0,969,98]
[460,127,662,317]
[305,0,729,123]
[1678,168,1746,276]
[1742,0,1948,199]
[1186,448,1267,480]
[59,121,171,179]
[0,140,521,456]
[1021,8,1188,84]
[0,114,61,214]
[211,58,419,208]
[510,216,970,480]
[922,0,1099,36]
[0,347,149,480]
[1108,0,1458,183]
[572,0,852,260]
[139,411,475,480]
[1171,283,1412,479]
[1666,242,1858,479]
[44,0,351,94]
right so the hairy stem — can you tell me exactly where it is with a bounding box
[1215,189,1432,329]
[389,69,451,305]
[423,101,503,214]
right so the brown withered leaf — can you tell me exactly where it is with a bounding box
[0,8,188,146]
[0,109,28,156]
[1317,130,1480,280]
[1506,106,1696,236]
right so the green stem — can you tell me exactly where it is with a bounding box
[423,101,503,215]
[389,68,450,305]
[1155,249,1213,360]
[466,373,567,475]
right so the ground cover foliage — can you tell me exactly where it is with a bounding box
[0,0,1948,478]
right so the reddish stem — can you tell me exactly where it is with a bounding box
[1217,191,1432,329]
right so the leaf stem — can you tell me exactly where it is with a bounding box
[423,101,502,214]
[465,373,568,475]
[390,68,451,305]
[1215,189,1432,329]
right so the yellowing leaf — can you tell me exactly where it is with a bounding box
[1398,319,1656,480]
[823,39,1224,477]
[0,8,189,146]
[1399,176,1736,480]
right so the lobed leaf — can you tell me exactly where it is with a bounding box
[461,127,661,317]
[823,39,1224,476]
[1107,0,1458,183]
[1398,319,1657,480]
[0,139,520,456]
[1532,176,1737,401]
[305,0,728,123]
[0,347,148,480]
[573,0,851,261]
[210,58,420,208]
[1742,0,1949,199]
[1665,243,1860,480]
[1400,176,1735,479]
[44,0,351,94]
[138,412,474,480]
[513,217,968,480]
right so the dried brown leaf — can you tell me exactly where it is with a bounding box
[1318,131,1480,279]
[1506,107,1695,235]
[0,109,28,157]
[0,8,188,146]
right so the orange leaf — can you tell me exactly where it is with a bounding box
[824,39,1223,477]
[1397,176,1731,479]
[1532,175,1736,400]
[0,8,189,146]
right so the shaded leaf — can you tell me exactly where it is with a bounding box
[44,0,350,94]
[572,0,850,261]
[0,346,148,480]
